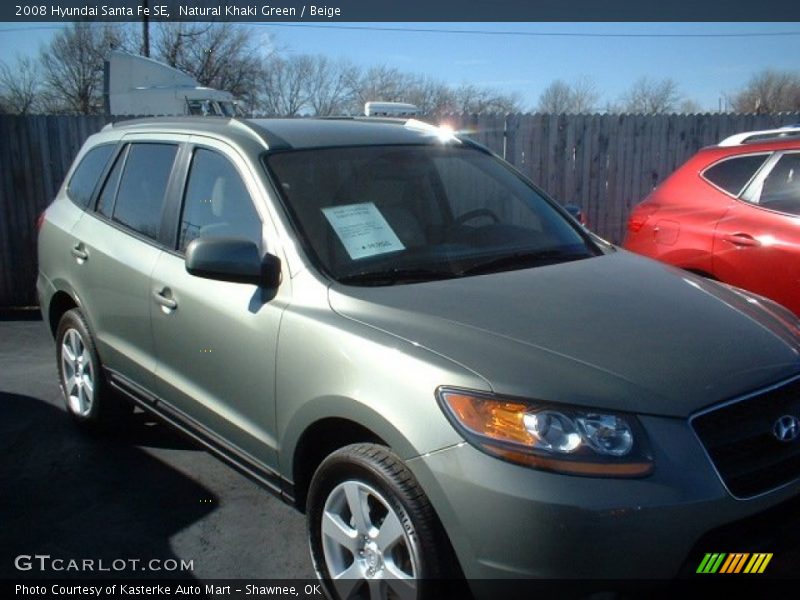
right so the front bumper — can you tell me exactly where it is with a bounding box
[407,413,800,582]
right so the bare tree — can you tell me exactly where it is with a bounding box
[344,67,466,116]
[257,55,315,116]
[39,23,129,114]
[0,56,43,114]
[155,23,268,111]
[261,50,521,117]
[306,56,358,116]
[346,65,413,113]
[403,76,455,117]
[731,69,800,113]
[537,77,599,114]
[453,83,521,114]
[620,77,682,114]
[537,80,572,113]
[678,99,703,114]
[570,77,600,113]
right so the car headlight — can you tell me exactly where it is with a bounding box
[437,387,654,477]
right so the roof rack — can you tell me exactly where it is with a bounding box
[100,116,269,148]
[718,125,800,147]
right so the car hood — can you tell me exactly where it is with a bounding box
[328,251,800,418]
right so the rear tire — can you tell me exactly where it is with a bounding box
[55,308,132,432]
[307,443,449,600]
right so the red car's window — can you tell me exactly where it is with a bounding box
[702,154,769,196]
[754,153,800,216]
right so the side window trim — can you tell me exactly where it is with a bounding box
[159,142,192,251]
[92,143,129,216]
[700,152,773,199]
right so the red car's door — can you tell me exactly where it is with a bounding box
[712,152,800,315]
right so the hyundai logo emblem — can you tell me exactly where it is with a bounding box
[772,415,800,443]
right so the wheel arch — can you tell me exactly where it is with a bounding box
[47,290,79,337]
[281,387,460,512]
[289,416,387,513]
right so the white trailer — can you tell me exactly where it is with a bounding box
[104,51,240,117]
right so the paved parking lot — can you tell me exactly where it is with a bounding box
[0,314,313,581]
[2,314,799,587]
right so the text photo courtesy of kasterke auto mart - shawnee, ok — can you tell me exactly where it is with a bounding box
[1,1,800,599]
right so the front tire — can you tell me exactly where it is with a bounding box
[307,444,447,600]
[56,308,132,431]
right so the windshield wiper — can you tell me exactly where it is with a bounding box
[459,249,592,276]
[338,267,458,286]
[337,250,591,284]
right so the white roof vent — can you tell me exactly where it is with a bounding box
[364,102,420,117]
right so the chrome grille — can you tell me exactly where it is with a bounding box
[692,376,800,498]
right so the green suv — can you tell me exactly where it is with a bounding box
[38,116,800,597]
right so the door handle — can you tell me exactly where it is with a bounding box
[721,233,761,248]
[70,244,89,261]
[153,288,178,311]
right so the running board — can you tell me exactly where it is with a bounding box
[105,368,296,505]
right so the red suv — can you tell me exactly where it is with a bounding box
[624,126,800,316]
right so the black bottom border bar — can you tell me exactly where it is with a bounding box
[5,578,800,600]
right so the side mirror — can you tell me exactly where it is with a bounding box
[185,237,281,288]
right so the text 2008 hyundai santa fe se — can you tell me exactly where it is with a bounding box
[37,115,800,598]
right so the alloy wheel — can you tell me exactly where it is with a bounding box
[60,328,95,417]
[321,480,420,600]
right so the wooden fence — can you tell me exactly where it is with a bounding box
[445,112,800,243]
[0,115,109,308]
[1,112,799,307]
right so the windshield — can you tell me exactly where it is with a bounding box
[266,144,597,285]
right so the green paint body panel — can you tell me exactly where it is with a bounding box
[37,117,800,587]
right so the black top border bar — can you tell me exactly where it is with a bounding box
[1,1,799,23]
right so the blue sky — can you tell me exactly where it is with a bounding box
[1,22,799,111]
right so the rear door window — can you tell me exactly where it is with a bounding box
[111,143,178,240]
[95,145,126,218]
[702,154,769,196]
[66,144,115,209]
[750,153,800,216]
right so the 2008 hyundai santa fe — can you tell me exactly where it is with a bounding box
[37,116,800,598]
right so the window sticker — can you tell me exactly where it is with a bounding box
[322,202,406,260]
